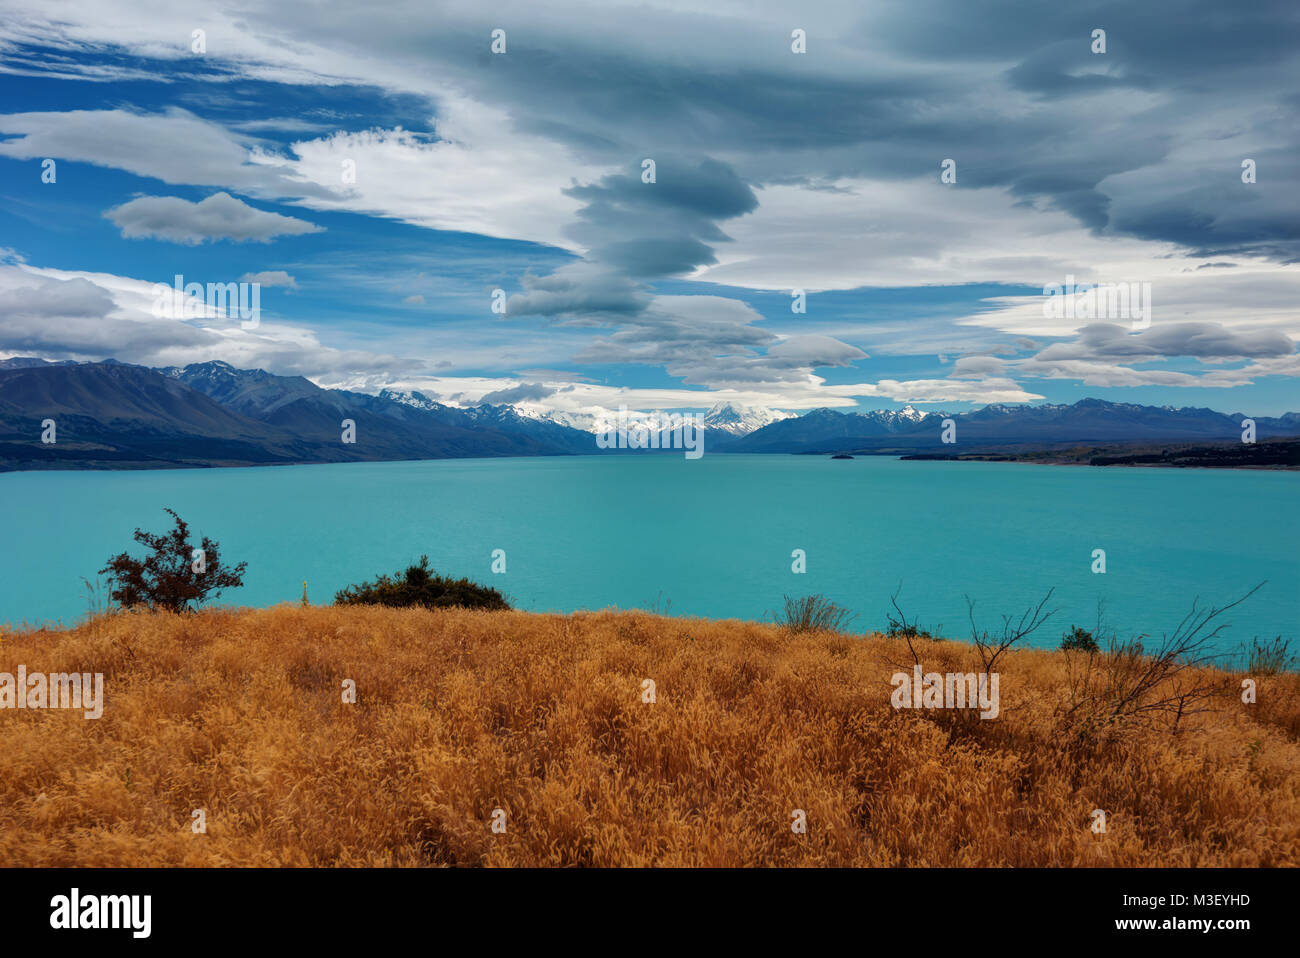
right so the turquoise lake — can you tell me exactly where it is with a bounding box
[2,455,1296,658]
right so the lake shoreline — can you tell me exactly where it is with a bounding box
[3,454,1294,647]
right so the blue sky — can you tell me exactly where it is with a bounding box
[1,0,1298,419]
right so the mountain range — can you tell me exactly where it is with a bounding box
[0,357,1296,470]
[723,399,1300,453]
[0,359,592,469]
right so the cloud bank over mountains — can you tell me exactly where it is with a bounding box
[0,0,1296,414]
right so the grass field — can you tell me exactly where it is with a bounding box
[1,604,1296,866]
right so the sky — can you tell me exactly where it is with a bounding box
[1,0,1298,418]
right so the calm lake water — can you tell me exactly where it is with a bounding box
[2,455,1296,657]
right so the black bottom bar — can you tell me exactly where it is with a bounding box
[1,867,1287,944]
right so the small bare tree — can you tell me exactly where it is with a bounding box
[1061,583,1264,736]
[885,584,936,668]
[966,588,1057,674]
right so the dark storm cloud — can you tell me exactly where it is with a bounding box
[19,0,1296,260]
[869,0,1299,77]
[566,157,758,224]
[594,238,717,277]
[507,158,758,319]
[358,0,1296,260]
[562,157,758,277]
[506,262,649,322]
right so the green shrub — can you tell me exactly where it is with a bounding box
[887,621,933,641]
[884,588,937,643]
[334,556,509,611]
[1060,626,1100,653]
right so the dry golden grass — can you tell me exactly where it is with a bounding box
[1,604,1296,866]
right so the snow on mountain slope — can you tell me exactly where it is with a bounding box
[520,401,792,437]
[702,402,795,436]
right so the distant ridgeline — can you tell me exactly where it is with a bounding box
[0,358,595,470]
[728,400,1300,456]
[901,440,1300,468]
[0,358,1297,470]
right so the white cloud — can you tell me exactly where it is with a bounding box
[0,108,322,197]
[285,100,605,250]
[850,377,1043,404]
[0,262,417,379]
[693,176,1200,291]
[105,192,323,244]
[241,270,297,287]
[959,267,1300,338]
[0,101,608,252]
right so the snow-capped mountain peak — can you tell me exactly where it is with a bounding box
[702,402,794,436]
[512,401,793,438]
[378,389,443,412]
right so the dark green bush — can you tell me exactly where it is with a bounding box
[887,621,933,641]
[334,556,509,611]
[884,588,936,642]
[1060,625,1100,653]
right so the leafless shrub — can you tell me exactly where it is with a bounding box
[80,576,111,622]
[885,584,938,668]
[1239,635,1295,676]
[1061,583,1264,737]
[641,591,673,617]
[773,594,855,634]
[966,588,1057,674]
